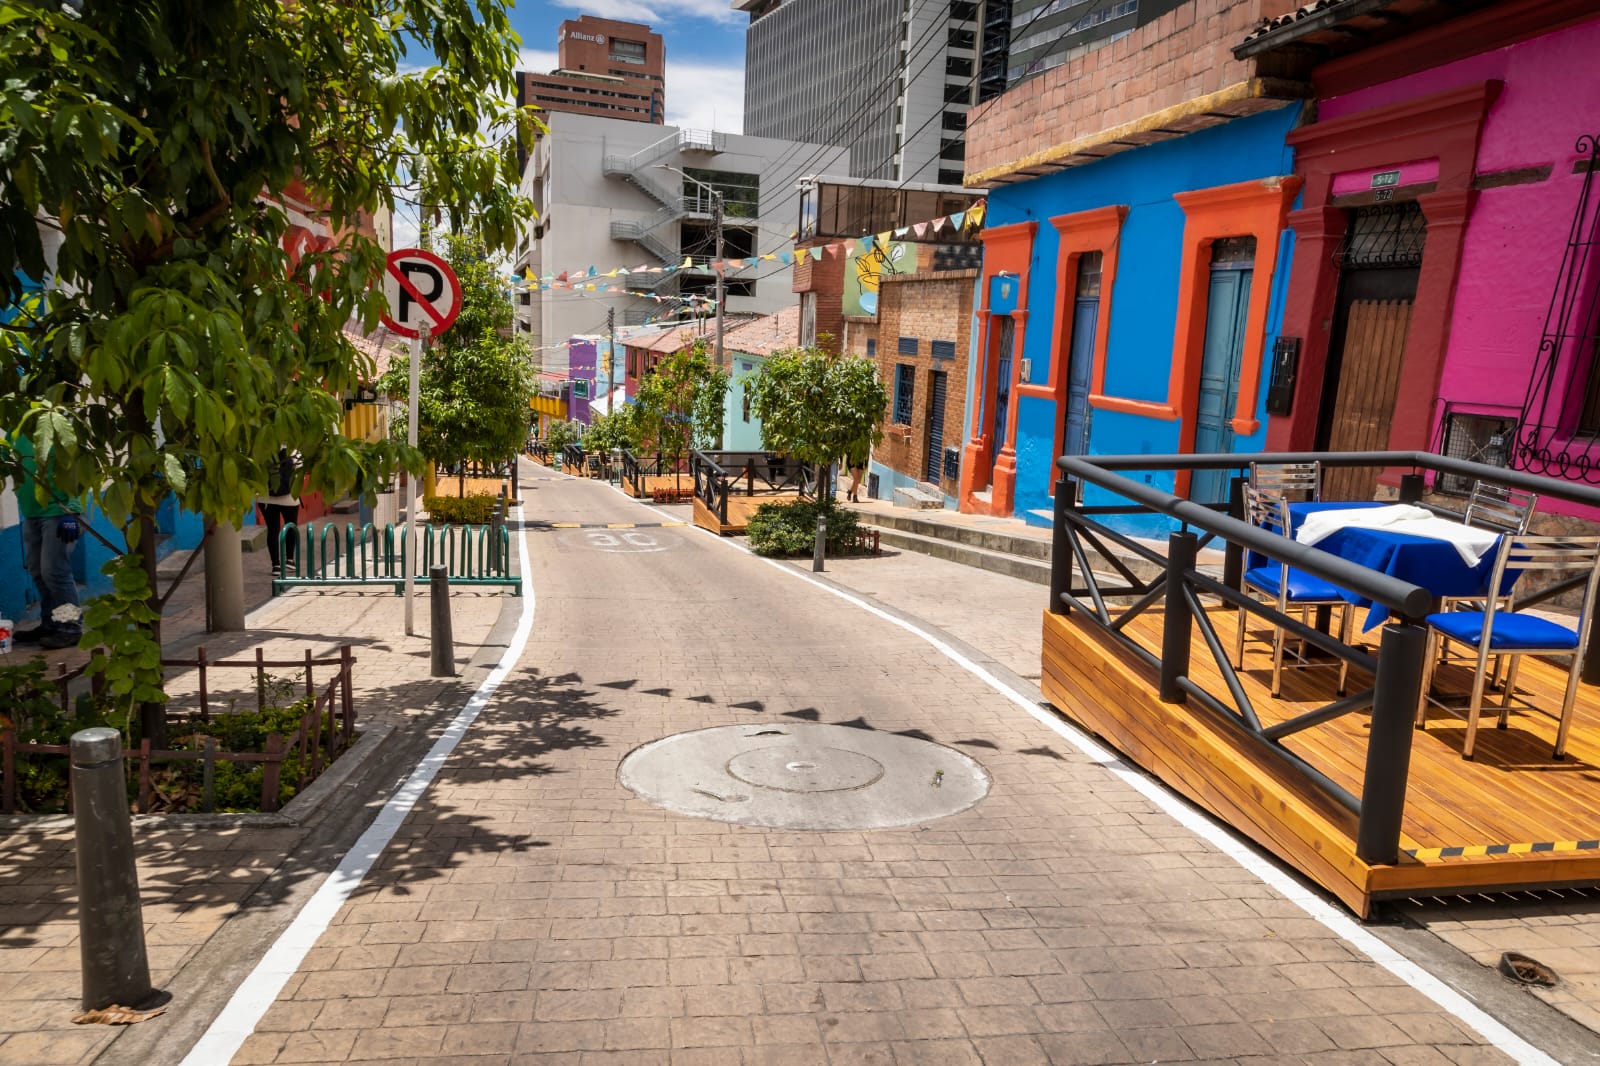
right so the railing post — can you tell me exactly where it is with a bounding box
[1049,477,1076,615]
[1398,472,1425,504]
[71,728,152,1010]
[1223,474,1246,595]
[1356,621,1425,865]
[1158,530,1198,704]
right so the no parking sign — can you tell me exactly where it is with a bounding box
[381,248,461,338]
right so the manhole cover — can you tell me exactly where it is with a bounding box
[618,724,991,830]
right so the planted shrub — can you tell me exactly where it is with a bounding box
[745,499,863,557]
[424,493,498,525]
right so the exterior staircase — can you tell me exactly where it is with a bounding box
[605,129,727,279]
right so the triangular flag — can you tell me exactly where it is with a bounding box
[779,251,794,264]
[587,266,597,277]
[876,231,892,246]
[680,257,693,269]
[858,236,874,254]
[556,271,568,282]
[949,211,966,230]
[912,222,928,237]
[893,227,909,238]
[810,247,824,261]
[932,216,947,233]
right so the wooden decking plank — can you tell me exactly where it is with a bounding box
[1041,602,1600,912]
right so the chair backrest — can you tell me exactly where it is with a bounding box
[1250,461,1321,502]
[1479,535,1600,645]
[1243,483,1292,542]
[1464,479,1538,535]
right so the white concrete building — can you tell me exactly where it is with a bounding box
[512,113,850,372]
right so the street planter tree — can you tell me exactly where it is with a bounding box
[748,345,888,510]
[631,341,729,492]
[0,0,536,741]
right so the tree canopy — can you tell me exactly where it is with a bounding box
[748,345,887,501]
[631,341,729,479]
[0,0,536,721]
[379,233,536,471]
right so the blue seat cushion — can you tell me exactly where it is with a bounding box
[1244,566,1344,603]
[1427,610,1580,651]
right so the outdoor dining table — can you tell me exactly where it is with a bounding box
[1283,501,1512,629]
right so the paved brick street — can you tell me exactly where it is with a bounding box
[2,467,1594,1063]
[205,472,1523,1065]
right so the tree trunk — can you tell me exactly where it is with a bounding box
[136,506,167,749]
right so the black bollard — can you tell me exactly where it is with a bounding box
[812,513,827,573]
[430,565,456,677]
[72,728,152,1010]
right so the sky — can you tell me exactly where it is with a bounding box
[511,0,748,133]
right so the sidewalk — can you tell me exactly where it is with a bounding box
[0,540,516,1064]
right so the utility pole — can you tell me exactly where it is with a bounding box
[712,188,725,371]
[606,306,617,416]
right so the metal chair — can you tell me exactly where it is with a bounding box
[1463,479,1538,535]
[1250,461,1321,502]
[1417,535,1600,760]
[1236,484,1353,698]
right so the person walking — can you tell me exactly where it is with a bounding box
[8,435,85,650]
[844,442,869,504]
[259,448,300,577]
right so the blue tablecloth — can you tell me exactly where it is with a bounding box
[1285,501,1505,629]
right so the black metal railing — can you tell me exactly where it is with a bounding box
[1049,449,1600,867]
[561,443,586,474]
[621,449,669,496]
[690,450,814,524]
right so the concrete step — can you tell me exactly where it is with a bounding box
[850,508,1051,562]
[892,485,944,509]
[875,526,1053,586]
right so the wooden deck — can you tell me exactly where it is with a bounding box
[692,491,804,535]
[623,474,694,501]
[1042,605,1600,916]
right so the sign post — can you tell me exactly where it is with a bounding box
[382,248,461,637]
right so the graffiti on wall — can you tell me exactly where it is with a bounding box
[844,241,918,317]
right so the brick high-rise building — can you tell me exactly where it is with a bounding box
[517,17,665,128]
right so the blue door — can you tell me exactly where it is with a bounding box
[926,371,948,483]
[1191,239,1255,504]
[991,316,1015,482]
[1062,252,1101,457]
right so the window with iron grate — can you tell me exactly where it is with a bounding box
[893,364,915,425]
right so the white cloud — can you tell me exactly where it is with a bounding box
[664,59,744,134]
[516,48,559,75]
[557,0,743,26]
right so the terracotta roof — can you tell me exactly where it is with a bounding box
[625,325,707,355]
[342,325,405,380]
[1236,0,1489,56]
[723,305,800,358]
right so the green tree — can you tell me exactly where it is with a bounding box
[749,346,887,507]
[632,341,729,490]
[583,407,641,456]
[379,233,536,494]
[0,0,535,739]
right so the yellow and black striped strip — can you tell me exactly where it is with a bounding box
[1404,839,1600,861]
[529,521,688,530]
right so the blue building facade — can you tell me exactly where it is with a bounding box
[960,104,1305,536]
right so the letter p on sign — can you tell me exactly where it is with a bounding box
[382,248,462,338]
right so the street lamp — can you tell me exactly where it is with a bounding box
[656,163,725,370]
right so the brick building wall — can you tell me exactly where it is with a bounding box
[964,0,1301,184]
[871,270,978,496]
[792,247,846,353]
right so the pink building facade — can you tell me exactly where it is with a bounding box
[1259,0,1600,517]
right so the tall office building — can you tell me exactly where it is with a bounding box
[517,17,665,128]
[737,0,980,186]
[992,0,1187,89]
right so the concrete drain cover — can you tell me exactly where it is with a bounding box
[618,724,990,830]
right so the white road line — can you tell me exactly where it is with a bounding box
[179,507,537,1066]
[637,491,1555,1066]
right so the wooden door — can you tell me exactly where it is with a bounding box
[1319,269,1418,501]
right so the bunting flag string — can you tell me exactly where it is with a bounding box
[510,199,987,294]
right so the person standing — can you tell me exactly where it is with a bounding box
[844,442,869,504]
[8,435,85,650]
[259,448,300,577]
